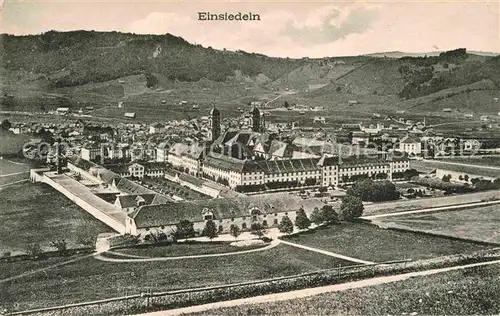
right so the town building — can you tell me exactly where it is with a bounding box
[149,123,166,134]
[399,136,422,156]
[125,194,325,235]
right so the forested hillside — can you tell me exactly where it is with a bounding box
[0,31,308,87]
[1,31,499,115]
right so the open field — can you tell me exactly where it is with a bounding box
[374,205,500,244]
[0,182,112,254]
[410,160,500,178]
[113,241,267,258]
[189,262,500,316]
[0,243,355,311]
[282,223,490,263]
[0,158,31,186]
[363,189,500,216]
[438,156,500,168]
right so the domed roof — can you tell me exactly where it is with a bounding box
[210,106,220,116]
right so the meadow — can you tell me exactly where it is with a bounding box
[0,182,112,255]
[0,243,354,312]
[281,222,490,263]
[375,205,500,244]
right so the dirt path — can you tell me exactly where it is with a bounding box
[94,240,281,263]
[280,240,374,264]
[131,259,500,316]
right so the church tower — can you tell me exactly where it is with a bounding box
[209,106,221,142]
[252,106,261,133]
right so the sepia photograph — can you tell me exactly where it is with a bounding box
[0,0,499,315]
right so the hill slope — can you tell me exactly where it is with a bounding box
[1,31,499,117]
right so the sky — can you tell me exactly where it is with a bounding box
[1,0,499,58]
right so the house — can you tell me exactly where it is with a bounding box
[399,136,422,156]
[347,100,358,106]
[442,108,452,113]
[156,142,169,162]
[124,112,136,119]
[351,132,370,146]
[56,107,70,115]
[464,113,474,119]
[81,144,102,161]
[480,115,489,122]
[313,116,326,124]
[128,163,145,178]
[149,123,166,134]
[114,194,157,213]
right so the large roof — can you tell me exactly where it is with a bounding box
[117,194,157,209]
[130,194,326,228]
[210,106,220,116]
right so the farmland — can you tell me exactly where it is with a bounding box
[0,182,112,255]
[191,263,500,316]
[374,205,500,244]
[0,244,355,312]
[281,222,490,262]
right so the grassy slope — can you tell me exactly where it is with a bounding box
[190,263,500,315]
[0,182,112,254]
[2,31,499,119]
[0,244,354,311]
[282,223,489,262]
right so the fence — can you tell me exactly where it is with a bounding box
[7,247,500,316]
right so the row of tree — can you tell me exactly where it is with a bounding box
[346,179,400,202]
[172,201,365,241]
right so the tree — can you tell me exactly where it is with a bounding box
[278,215,294,235]
[0,119,11,131]
[295,208,311,230]
[202,220,218,241]
[318,187,328,193]
[321,204,338,224]
[310,207,323,225]
[442,175,451,182]
[230,224,241,239]
[464,175,470,182]
[26,244,42,257]
[284,101,290,108]
[50,240,67,252]
[250,222,265,236]
[340,195,364,221]
[175,220,196,239]
[403,169,419,181]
